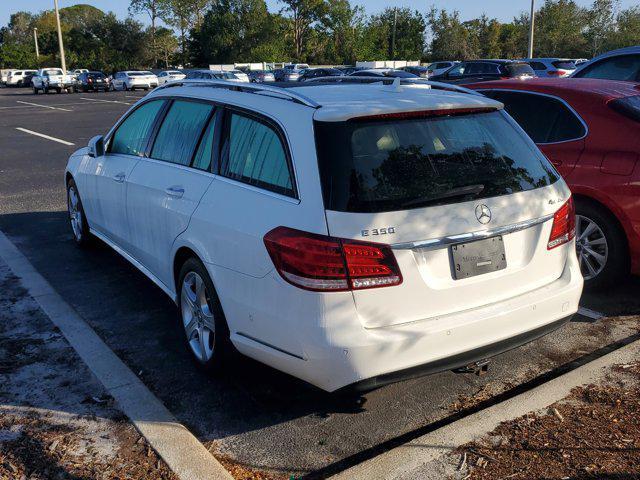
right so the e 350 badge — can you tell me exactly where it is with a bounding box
[361,227,396,237]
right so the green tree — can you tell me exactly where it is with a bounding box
[279,0,327,59]
[534,0,587,57]
[585,0,617,56]
[427,8,473,60]
[610,6,640,49]
[189,0,285,65]
[129,0,170,68]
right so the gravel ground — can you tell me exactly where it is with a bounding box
[454,356,640,479]
[0,261,177,480]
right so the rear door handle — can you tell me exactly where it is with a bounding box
[165,186,185,198]
[113,172,125,183]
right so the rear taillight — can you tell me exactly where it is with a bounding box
[547,197,576,250]
[264,226,402,291]
[608,95,640,122]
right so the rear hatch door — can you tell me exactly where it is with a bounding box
[315,108,570,328]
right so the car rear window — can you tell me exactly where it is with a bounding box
[505,63,536,77]
[314,110,558,213]
[552,60,576,70]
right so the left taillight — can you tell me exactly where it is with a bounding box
[547,197,576,250]
[263,226,402,292]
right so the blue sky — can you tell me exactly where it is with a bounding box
[3,0,638,29]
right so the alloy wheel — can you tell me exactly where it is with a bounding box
[181,272,216,362]
[576,214,608,280]
[67,186,83,242]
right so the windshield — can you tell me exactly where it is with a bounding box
[314,110,558,213]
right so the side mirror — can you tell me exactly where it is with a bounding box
[88,135,104,158]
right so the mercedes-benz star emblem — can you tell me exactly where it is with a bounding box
[475,204,492,224]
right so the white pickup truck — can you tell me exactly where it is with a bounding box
[32,68,74,94]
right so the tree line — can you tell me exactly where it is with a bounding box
[1,0,639,71]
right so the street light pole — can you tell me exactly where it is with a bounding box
[33,28,40,61]
[391,8,398,60]
[528,0,535,58]
[53,0,67,72]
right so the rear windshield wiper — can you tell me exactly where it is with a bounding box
[400,184,485,208]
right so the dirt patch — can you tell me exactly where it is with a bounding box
[215,454,286,480]
[456,362,640,479]
[0,263,177,480]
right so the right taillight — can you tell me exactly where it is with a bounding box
[608,95,640,122]
[547,197,576,250]
[263,226,402,292]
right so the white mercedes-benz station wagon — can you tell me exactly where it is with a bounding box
[65,78,583,392]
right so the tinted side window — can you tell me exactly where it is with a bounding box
[221,112,294,196]
[467,63,498,74]
[447,64,466,76]
[529,61,547,70]
[151,100,213,166]
[575,54,640,81]
[110,100,165,156]
[192,113,217,171]
[484,91,585,143]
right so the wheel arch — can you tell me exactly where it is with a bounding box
[173,246,202,297]
[573,193,630,258]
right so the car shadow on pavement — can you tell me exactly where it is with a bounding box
[0,212,368,431]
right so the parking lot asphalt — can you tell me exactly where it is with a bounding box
[1,86,639,478]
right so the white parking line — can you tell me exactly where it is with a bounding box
[15,127,75,146]
[577,306,604,320]
[0,230,233,480]
[16,100,72,112]
[80,97,132,105]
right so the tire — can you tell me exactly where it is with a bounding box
[44,87,49,94]
[67,179,92,248]
[575,198,629,290]
[17,80,23,87]
[33,87,39,95]
[123,84,129,91]
[56,87,61,94]
[177,257,232,372]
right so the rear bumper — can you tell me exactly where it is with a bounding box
[231,249,583,392]
[342,315,572,393]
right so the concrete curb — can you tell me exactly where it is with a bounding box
[0,230,233,480]
[330,333,640,479]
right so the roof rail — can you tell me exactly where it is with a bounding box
[154,79,320,108]
[304,76,482,97]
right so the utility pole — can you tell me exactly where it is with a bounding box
[53,0,67,72]
[528,0,535,58]
[33,28,40,61]
[391,8,398,60]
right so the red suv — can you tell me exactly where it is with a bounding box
[469,78,640,289]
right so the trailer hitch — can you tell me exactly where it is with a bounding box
[453,358,490,376]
